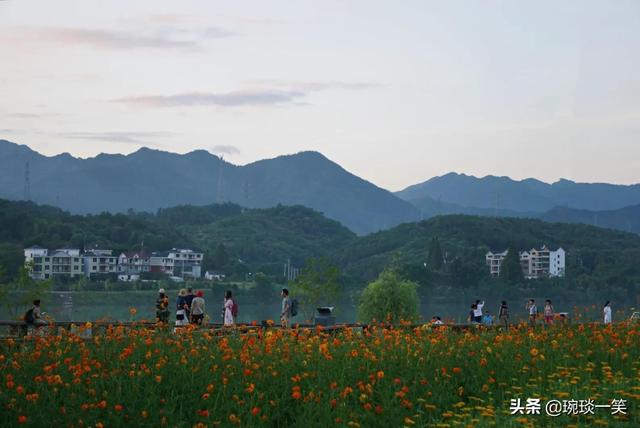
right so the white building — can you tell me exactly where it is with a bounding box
[485,250,508,277]
[117,252,151,275]
[486,245,565,279]
[205,271,226,281]
[83,249,117,278]
[168,248,203,279]
[24,247,83,280]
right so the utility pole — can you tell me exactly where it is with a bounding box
[23,161,31,201]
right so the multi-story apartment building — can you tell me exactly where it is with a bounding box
[83,249,118,278]
[485,250,508,277]
[25,246,203,280]
[117,252,151,275]
[24,247,84,279]
[168,248,203,279]
[485,246,565,279]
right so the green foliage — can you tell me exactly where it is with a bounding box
[253,272,276,303]
[501,247,524,284]
[358,269,420,323]
[427,236,443,270]
[291,258,341,320]
[5,265,52,318]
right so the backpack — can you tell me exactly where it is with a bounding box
[24,308,35,324]
[231,299,239,318]
[290,298,298,317]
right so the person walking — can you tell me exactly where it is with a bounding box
[175,289,189,328]
[526,299,537,327]
[498,301,509,328]
[223,290,235,327]
[474,300,485,323]
[280,288,292,328]
[155,289,170,324]
[468,303,478,323]
[603,301,612,324]
[190,291,206,325]
[184,287,195,321]
[544,300,554,324]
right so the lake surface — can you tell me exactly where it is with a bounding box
[2,291,631,324]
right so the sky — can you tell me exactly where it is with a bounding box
[1,0,640,190]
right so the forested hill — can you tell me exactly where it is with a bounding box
[336,215,640,287]
[0,199,357,279]
[2,199,640,296]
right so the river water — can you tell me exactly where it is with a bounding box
[1,291,628,324]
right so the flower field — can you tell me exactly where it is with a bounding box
[1,322,638,427]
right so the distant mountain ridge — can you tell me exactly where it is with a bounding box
[397,172,640,213]
[539,204,640,235]
[0,140,419,235]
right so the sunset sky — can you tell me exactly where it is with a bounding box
[1,0,639,190]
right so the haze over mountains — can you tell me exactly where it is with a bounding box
[2,139,640,235]
[0,140,418,235]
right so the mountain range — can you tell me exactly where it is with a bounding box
[0,140,418,235]
[2,139,640,235]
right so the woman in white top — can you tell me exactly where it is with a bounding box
[223,290,235,326]
[603,301,612,324]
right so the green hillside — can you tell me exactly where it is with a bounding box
[0,199,356,280]
[1,199,639,306]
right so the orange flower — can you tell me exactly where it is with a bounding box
[375,405,383,414]
[155,376,162,384]
[530,347,539,357]
[129,307,137,316]
[291,385,302,400]
[251,407,260,416]
[197,409,209,417]
[376,370,384,379]
[452,367,462,374]
[245,383,255,394]
[114,404,123,412]
[18,416,27,424]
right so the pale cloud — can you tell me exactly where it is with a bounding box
[210,145,240,155]
[111,90,306,108]
[247,80,383,92]
[60,131,176,145]
[5,26,232,51]
[110,81,379,109]
[5,113,41,119]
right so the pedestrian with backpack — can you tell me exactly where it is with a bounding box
[223,290,236,326]
[281,288,292,328]
[25,300,47,327]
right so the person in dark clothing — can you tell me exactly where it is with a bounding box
[498,301,509,328]
[184,287,195,320]
[155,289,169,323]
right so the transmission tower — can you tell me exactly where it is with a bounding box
[216,155,224,204]
[23,161,31,201]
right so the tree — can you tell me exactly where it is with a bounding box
[254,272,275,302]
[6,264,52,318]
[291,258,340,320]
[427,237,443,271]
[214,243,229,269]
[358,268,420,323]
[501,248,524,284]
